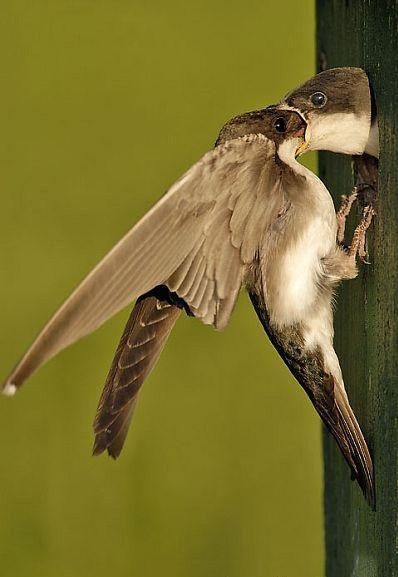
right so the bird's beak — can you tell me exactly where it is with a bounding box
[296,140,308,156]
[295,125,311,157]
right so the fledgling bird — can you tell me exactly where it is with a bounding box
[277,66,378,253]
[277,66,378,158]
[2,108,374,504]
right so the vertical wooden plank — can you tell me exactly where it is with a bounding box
[317,1,398,575]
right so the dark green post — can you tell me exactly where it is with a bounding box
[317,2,398,576]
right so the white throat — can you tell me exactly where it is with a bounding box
[307,111,371,155]
[277,138,301,168]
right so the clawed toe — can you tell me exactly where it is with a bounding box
[348,205,376,261]
[336,188,358,244]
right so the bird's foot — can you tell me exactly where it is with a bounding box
[348,204,376,263]
[356,181,377,211]
[336,188,358,244]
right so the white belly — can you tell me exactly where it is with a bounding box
[266,216,335,327]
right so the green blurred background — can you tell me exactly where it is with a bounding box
[0,2,321,576]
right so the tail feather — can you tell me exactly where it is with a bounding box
[334,390,374,506]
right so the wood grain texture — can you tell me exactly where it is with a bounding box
[317,1,398,576]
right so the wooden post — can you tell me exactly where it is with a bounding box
[317,2,398,575]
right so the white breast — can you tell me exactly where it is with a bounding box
[260,152,337,329]
[270,215,335,327]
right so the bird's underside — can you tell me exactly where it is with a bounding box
[248,289,374,506]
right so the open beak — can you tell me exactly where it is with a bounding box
[296,140,308,156]
[295,125,311,157]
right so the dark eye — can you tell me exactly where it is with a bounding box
[274,117,287,133]
[310,92,327,107]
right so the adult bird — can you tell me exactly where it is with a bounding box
[2,107,374,504]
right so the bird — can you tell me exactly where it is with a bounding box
[277,66,378,158]
[277,66,378,255]
[2,106,375,505]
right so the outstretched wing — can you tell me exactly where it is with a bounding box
[3,134,284,393]
[249,290,375,507]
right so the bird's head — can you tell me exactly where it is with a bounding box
[277,67,373,156]
[216,108,307,157]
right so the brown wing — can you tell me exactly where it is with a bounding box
[93,287,182,458]
[249,290,375,507]
[3,134,284,393]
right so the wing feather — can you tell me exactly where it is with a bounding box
[93,291,182,457]
[3,134,282,392]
